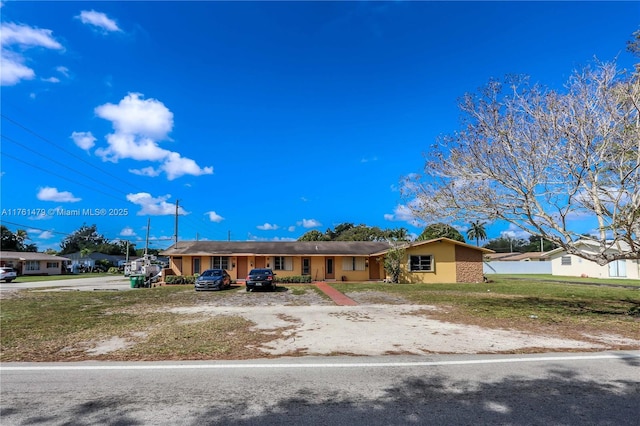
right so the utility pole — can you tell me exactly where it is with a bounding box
[145,217,150,257]
[228,230,231,242]
[174,200,179,249]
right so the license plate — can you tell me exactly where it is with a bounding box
[255,283,262,286]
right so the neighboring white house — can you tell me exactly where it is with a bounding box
[0,251,71,276]
[543,240,640,279]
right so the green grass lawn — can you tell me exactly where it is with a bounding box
[1,278,638,362]
[11,273,113,283]
[486,274,640,287]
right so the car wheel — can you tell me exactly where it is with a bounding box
[246,286,250,292]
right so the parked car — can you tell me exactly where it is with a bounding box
[245,268,276,292]
[194,269,231,291]
[0,267,17,283]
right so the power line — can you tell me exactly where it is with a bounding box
[1,134,128,196]
[1,114,148,193]
[0,151,124,202]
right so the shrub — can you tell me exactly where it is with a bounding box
[107,267,120,274]
[275,275,312,283]
[165,275,197,285]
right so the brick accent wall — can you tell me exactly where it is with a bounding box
[455,245,484,283]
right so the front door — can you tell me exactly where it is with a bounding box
[368,257,381,280]
[237,257,248,280]
[255,257,265,268]
[302,257,311,276]
[325,257,335,279]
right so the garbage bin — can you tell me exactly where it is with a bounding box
[130,275,144,288]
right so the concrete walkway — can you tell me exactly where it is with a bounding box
[314,282,358,306]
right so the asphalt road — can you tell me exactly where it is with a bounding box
[2,352,639,425]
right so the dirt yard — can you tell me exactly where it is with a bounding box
[156,288,640,356]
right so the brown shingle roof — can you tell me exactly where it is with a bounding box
[161,241,392,256]
[0,251,70,261]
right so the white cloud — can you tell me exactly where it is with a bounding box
[160,152,213,181]
[0,22,63,48]
[288,226,296,232]
[56,66,69,77]
[94,93,213,180]
[37,187,81,202]
[257,223,279,231]
[42,76,60,83]
[126,192,188,216]
[206,211,224,223]
[0,22,63,86]
[500,224,530,240]
[96,93,173,140]
[120,227,136,237]
[129,166,161,177]
[38,230,54,239]
[384,204,423,227]
[297,218,321,228]
[71,131,96,150]
[1,51,34,84]
[361,156,378,163]
[76,10,122,33]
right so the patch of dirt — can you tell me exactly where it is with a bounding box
[56,287,640,359]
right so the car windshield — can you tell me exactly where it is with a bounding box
[201,270,223,277]
[249,269,272,275]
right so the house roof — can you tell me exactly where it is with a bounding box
[161,241,393,257]
[0,251,71,261]
[65,252,128,262]
[370,237,495,256]
[485,252,546,261]
[542,239,636,258]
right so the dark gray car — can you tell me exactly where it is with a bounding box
[245,268,276,292]
[195,269,231,291]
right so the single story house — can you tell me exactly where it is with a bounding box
[542,240,640,279]
[160,238,492,283]
[0,251,71,276]
[65,252,129,271]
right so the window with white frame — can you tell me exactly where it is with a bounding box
[409,255,434,272]
[561,256,572,266]
[25,260,39,271]
[210,256,229,270]
[342,257,366,271]
[46,262,59,268]
[274,256,293,271]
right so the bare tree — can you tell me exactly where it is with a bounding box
[402,60,639,265]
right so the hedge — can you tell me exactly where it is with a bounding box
[274,275,312,283]
[165,275,197,285]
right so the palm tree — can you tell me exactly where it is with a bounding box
[466,221,487,246]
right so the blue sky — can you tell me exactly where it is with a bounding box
[1,1,638,252]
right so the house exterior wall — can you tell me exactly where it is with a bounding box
[20,260,64,275]
[400,243,457,284]
[455,245,485,283]
[549,253,640,279]
[168,254,376,281]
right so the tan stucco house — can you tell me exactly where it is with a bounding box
[0,251,70,276]
[160,238,491,283]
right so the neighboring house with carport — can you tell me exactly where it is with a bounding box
[542,240,640,279]
[0,251,70,276]
[160,238,491,283]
